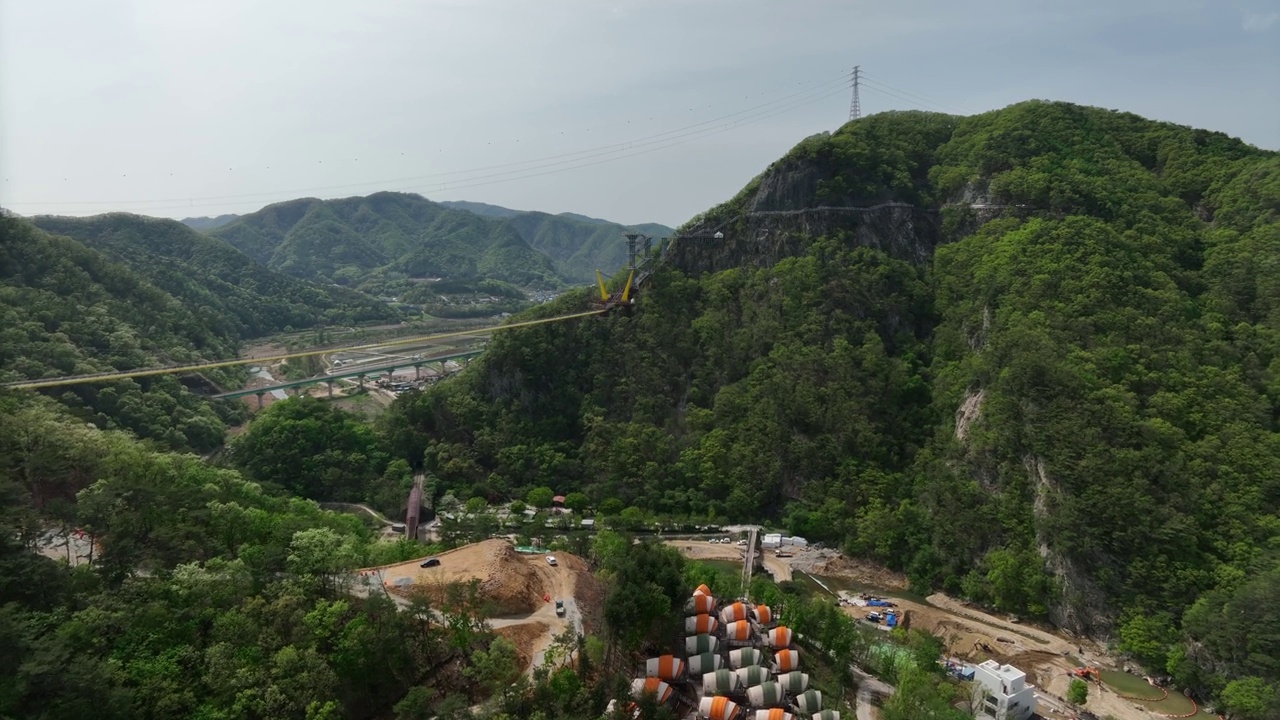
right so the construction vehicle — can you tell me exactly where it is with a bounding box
[1072,667,1101,682]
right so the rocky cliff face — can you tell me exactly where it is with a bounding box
[666,157,943,276]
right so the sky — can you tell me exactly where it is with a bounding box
[1,0,1277,228]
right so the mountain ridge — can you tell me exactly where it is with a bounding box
[180,213,240,231]
[1,216,244,450]
[206,193,675,292]
[30,213,399,338]
[210,192,565,290]
[384,101,1280,702]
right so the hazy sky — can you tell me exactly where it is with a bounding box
[2,0,1277,227]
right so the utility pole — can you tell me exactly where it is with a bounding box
[849,65,862,121]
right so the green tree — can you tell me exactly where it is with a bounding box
[598,540,685,651]
[563,492,589,514]
[1068,678,1089,706]
[463,636,521,696]
[527,486,555,509]
[287,528,360,592]
[1117,613,1176,671]
[881,666,969,720]
[394,686,438,720]
[1220,677,1277,720]
[230,397,387,502]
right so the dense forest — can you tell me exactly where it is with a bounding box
[0,391,973,720]
[0,215,397,453]
[378,101,1280,712]
[441,200,674,283]
[210,192,671,295]
[31,214,400,339]
[0,390,677,720]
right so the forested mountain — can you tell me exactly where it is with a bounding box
[386,101,1280,707]
[210,192,564,290]
[501,212,674,283]
[1,214,396,452]
[441,200,675,282]
[0,217,245,450]
[437,200,524,219]
[180,213,240,231]
[31,214,400,338]
[0,391,487,719]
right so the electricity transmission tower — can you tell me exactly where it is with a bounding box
[849,65,862,121]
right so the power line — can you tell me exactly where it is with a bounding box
[849,66,862,121]
[860,82,950,114]
[2,309,606,390]
[7,71,854,212]
[859,75,956,114]
[861,74,952,110]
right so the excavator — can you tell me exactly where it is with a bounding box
[594,268,635,314]
[1072,667,1101,683]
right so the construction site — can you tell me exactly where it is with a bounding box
[352,539,602,671]
[343,526,1226,720]
[667,538,1220,720]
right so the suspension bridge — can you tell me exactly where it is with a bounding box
[0,310,605,391]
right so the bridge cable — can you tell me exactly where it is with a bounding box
[3,309,604,390]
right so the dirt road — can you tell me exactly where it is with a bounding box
[487,552,583,669]
[352,541,586,674]
[663,540,743,562]
[761,554,793,582]
[856,686,878,720]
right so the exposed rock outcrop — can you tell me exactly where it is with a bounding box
[954,388,986,442]
[666,158,942,277]
[1026,454,1112,634]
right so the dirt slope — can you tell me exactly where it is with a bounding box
[360,541,593,673]
[373,539,547,615]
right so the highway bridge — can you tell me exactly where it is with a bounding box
[215,348,483,404]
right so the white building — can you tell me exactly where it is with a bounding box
[761,533,783,549]
[972,660,1037,720]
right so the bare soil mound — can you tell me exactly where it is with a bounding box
[473,543,545,614]
[383,539,547,615]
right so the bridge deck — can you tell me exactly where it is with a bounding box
[213,349,483,399]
